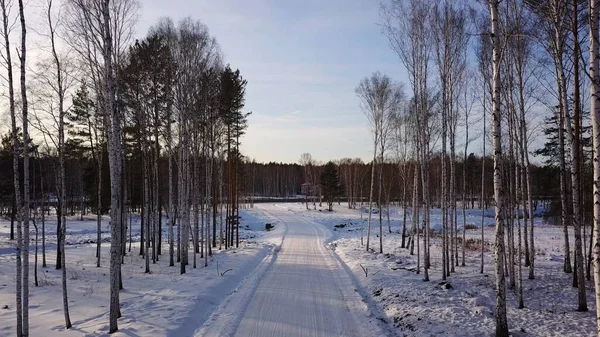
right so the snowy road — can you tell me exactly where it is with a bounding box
[198,206,381,337]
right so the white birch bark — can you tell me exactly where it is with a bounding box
[461,88,470,267]
[168,108,174,267]
[590,0,600,332]
[47,0,72,327]
[549,0,572,272]
[102,0,124,329]
[18,0,29,333]
[411,162,419,257]
[489,1,509,335]
[366,147,376,252]
[1,0,22,333]
[568,0,587,310]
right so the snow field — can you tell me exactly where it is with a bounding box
[1,202,595,337]
[278,202,597,337]
[0,207,282,337]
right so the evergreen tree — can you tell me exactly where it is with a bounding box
[219,65,250,248]
[320,161,340,211]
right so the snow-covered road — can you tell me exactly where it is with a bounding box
[198,206,384,337]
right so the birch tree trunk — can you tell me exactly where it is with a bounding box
[480,86,487,275]
[590,0,600,332]
[450,125,457,272]
[366,146,377,252]
[419,126,430,282]
[41,175,46,268]
[462,97,469,267]
[144,146,150,273]
[219,151,224,250]
[103,0,124,330]
[168,111,174,267]
[441,80,448,280]
[18,0,30,333]
[378,151,384,254]
[517,153,524,309]
[47,0,72,326]
[489,1,509,335]
[569,0,588,310]
[411,162,419,257]
[153,120,160,262]
[507,90,516,291]
[205,138,212,267]
[2,0,22,333]
[96,143,103,267]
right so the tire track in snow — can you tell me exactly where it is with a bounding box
[197,206,388,337]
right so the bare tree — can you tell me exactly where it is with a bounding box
[299,152,315,210]
[66,0,138,331]
[355,72,403,253]
[527,0,572,274]
[381,0,433,281]
[1,0,22,334]
[432,1,469,277]
[34,0,75,327]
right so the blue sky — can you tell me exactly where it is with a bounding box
[138,0,408,164]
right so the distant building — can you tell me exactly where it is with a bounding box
[300,183,320,196]
[300,183,311,195]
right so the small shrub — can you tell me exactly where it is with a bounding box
[458,237,491,252]
[83,285,94,297]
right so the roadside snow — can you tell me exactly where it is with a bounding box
[0,207,281,337]
[278,202,596,337]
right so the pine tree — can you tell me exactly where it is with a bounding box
[320,161,340,211]
[67,83,103,267]
[220,65,249,249]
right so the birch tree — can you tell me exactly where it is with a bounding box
[461,71,476,267]
[382,0,433,281]
[590,0,600,332]
[488,0,509,335]
[18,0,30,334]
[149,18,177,268]
[432,1,469,277]
[33,0,75,327]
[355,72,403,253]
[1,0,22,334]
[527,0,572,274]
[66,0,139,332]
[569,0,588,311]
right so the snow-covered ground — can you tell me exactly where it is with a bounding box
[0,208,284,337]
[0,202,597,337]
[275,202,597,337]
